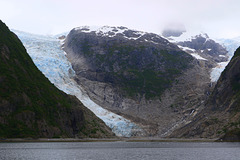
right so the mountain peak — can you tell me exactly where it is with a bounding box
[72,25,173,47]
[193,32,209,40]
[73,26,146,39]
[163,30,210,43]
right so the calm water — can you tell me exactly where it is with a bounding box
[0,142,239,160]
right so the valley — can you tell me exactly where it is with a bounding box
[1,19,240,140]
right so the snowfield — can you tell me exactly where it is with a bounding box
[13,30,143,137]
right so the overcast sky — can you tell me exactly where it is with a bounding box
[1,0,240,38]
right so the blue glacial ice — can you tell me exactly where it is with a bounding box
[210,38,240,82]
[13,30,143,137]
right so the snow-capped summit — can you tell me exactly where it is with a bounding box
[164,30,210,43]
[72,25,174,47]
[74,26,146,40]
[162,26,229,82]
[162,28,228,62]
[161,24,208,43]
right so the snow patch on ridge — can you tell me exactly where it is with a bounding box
[219,55,226,57]
[13,30,143,137]
[190,53,207,61]
[177,45,207,61]
[177,45,196,52]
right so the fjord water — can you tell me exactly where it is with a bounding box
[0,142,239,160]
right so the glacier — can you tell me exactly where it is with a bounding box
[13,30,143,137]
[210,61,230,82]
[210,38,240,82]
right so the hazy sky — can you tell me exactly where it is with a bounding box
[1,0,240,38]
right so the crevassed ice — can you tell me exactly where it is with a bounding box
[14,30,142,137]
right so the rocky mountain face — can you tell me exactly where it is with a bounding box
[63,26,214,136]
[0,20,114,138]
[170,47,240,141]
[162,27,230,84]
[162,27,229,61]
[177,34,228,63]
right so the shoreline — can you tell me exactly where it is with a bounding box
[0,137,219,143]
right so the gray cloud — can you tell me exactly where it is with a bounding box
[1,0,240,38]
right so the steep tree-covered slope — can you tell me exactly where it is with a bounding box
[0,20,114,138]
[170,47,240,141]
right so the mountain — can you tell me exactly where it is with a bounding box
[62,26,214,136]
[176,33,228,63]
[12,29,143,137]
[64,26,192,100]
[162,27,230,84]
[0,20,114,138]
[170,47,240,141]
